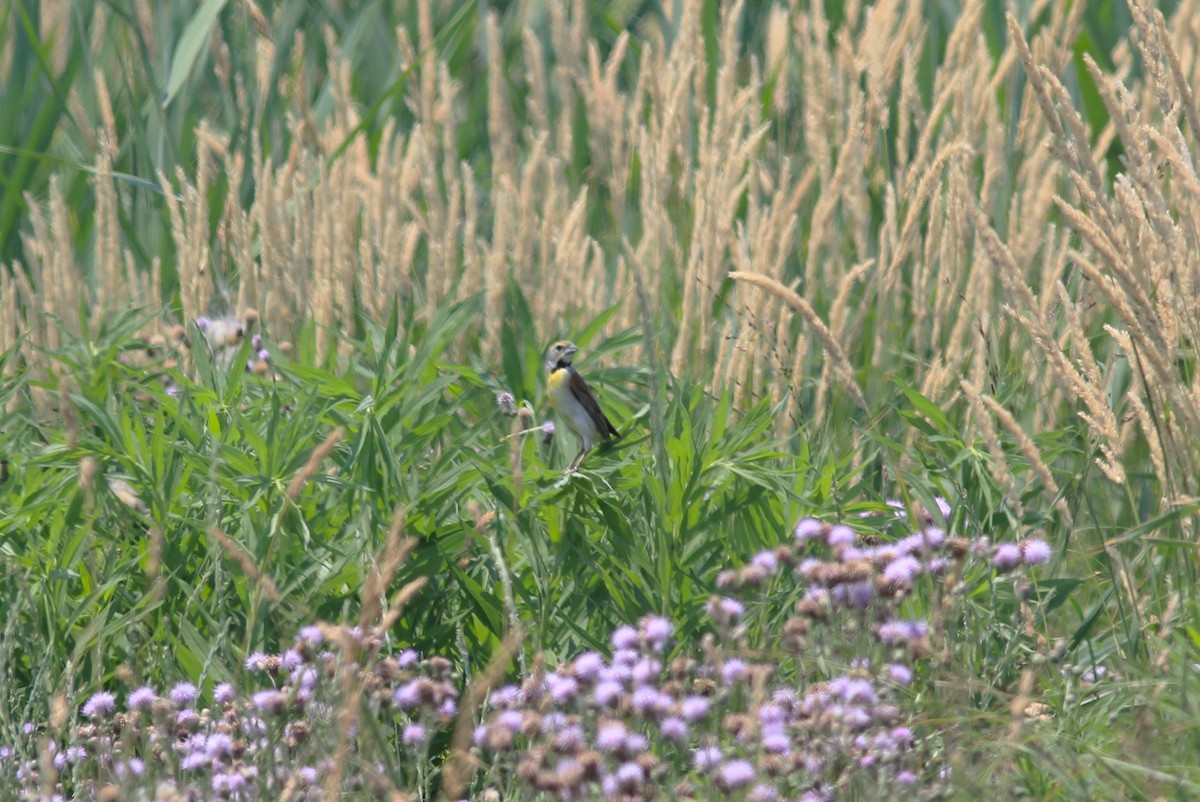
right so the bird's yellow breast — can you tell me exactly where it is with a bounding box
[547,367,571,409]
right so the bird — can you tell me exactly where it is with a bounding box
[545,341,620,470]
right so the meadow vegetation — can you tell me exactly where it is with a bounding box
[3,0,1200,798]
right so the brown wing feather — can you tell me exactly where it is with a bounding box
[569,368,620,440]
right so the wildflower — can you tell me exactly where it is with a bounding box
[615,761,645,791]
[81,691,116,719]
[761,729,791,754]
[252,689,288,715]
[750,550,779,574]
[794,518,824,541]
[593,680,623,707]
[596,721,627,752]
[748,784,780,802]
[394,681,421,709]
[827,525,856,547]
[886,664,913,685]
[660,717,687,741]
[831,581,874,609]
[883,556,921,585]
[631,657,662,684]
[706,596,745,625]
[297,625,324,648]
[830,676,877,705]
[1021,539,1051,565]
[992,543,1022,570]
[641,615,673,649]
[720,658,748,686]
[693,745,722,772]
[878,619,928,645]
[281,649,304,670]
[496,392,517,415]
[169,682,198,707]
[717,759,756,789]
[541,420,555,444]
[396,649,419,668]
[546,674,578,703]
[402,723,428,746]
[896,770,918,784]
[679,695,710,722]
[128,686,158,710]
[572,651,605,681]
[206,733,234,759]
[114,758,145,779]
[611,625,639,650]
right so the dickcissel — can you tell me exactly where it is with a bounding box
[546,341,620,470]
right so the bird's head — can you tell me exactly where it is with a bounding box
[547,340,578,368]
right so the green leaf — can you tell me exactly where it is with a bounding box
[162,0,231,109]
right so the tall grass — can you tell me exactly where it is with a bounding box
[3,0,1200,798]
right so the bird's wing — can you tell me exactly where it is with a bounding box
[569,369,620,440]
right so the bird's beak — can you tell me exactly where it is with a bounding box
[564,344,578,355]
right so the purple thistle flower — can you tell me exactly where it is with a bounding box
[992,543,1022,570]
[878,619,928,645]
[1021,539,1052,565]
[115,758,145,779]
[546,674,578,703]
[572,652,605,681]
[660,717,688,741]
[128,686,158,711]
[631,657,662,684]
[761,729,792,754]
[624,731,649,752]
[394,681,421,709]
[252,689,288,715]
[794,518,824,541]
[281,649,304,670]
[750,550,779,574]
[641,615,673,649]
[616,760,644,787]
[397,649,420,668]
[496,710,524,734]
[631,686,671,716]
[827,524,856,547]
[896,770,918,784]
[297,625,323,647]
[693,745,722,772]
[758,702,787,725]
[596,721,627,752]
[883,556,921,584]
[611,625,639,650]
[706,596,745,625]
[829,676,877,704]
[496,392,517,415]
[212,771,248,793]
[195,316,211,331]
[721,658,748,686]
[886,664,913,685]
[935,497,952,518]
[593,680,623,707]
[717,759,756,789]
[922,526,947,549]
[170,682,198,707]
[831,580,875,609]
[748,784,780,802]
[680,695,711,722]
[490,685,521,708]
[206,733,234,759]
[402,723,428,745]
[81,691,116,719]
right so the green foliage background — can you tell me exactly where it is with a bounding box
[3,1,1200,798]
